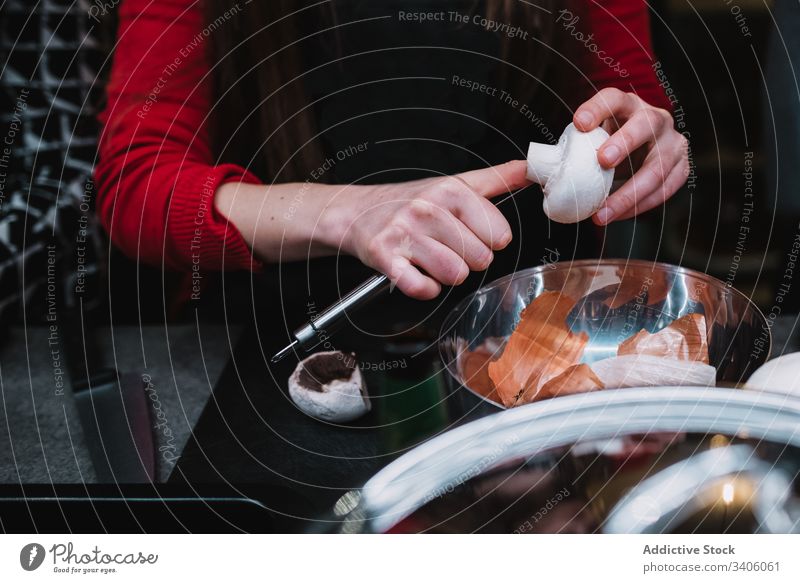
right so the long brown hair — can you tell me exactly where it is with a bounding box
[204,0,555,182]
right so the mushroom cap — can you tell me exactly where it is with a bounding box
[540,123,614,224]
[288,351,371,422]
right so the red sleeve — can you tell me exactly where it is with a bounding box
[568,0,671,111]
[95,0,262,272]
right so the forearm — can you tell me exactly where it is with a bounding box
[214,181,359,263]
[214,160,523,299]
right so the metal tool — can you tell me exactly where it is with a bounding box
[271,274,390,363]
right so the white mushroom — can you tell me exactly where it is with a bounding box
[526,122,614,223]
[288,351,371,422]
[590,354,717,388]
[744,352,800,397]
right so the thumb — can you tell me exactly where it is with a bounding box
[453,160,530,199]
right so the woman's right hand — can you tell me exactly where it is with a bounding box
[322,160,529,300]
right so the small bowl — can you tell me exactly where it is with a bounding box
[438,259,771,415]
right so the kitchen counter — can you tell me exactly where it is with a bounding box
[171,309,800,530]
[1,309,798,531]
[0,324,238,484]
[169,291,455,526]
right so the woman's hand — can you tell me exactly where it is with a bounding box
[573,87,689,225]
[323,160,528,300]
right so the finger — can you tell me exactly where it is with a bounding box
[386,255,441,300]
[600,118,619,134]
[593,143,684,225]
[574,87,640,132]
[611,161,689,221]
[410,236,471,287]
[405,195,505,258]
[597,108,671,169]
[447,191,512,251]
[452,159,530,199]
[426,211,494,271]
[594,159,687,224]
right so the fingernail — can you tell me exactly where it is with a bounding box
[602,145,621,165]
[596,207,615,224]
[499,230,512,248]
[481,250,494,269]
[576,111,593,126]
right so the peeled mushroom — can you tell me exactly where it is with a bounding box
[526,122,614,223]
[288,351,370,422]
[744,352,800,397]
[590,354,717,389]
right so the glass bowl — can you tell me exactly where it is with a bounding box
[438,259,771,414]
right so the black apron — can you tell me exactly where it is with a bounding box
[265,0,594,334]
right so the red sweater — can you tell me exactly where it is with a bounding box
[96,0,670,273]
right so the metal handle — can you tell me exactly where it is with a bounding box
[272,274,390,362]
[302,274,390,339]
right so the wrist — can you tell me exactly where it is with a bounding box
[317,183,370,256]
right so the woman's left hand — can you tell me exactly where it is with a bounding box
[573,87,689,225]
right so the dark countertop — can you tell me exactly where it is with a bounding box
[171,301,800,530]
[169,295,456,526]
[2,300,798,531]
[0,324,238,484]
